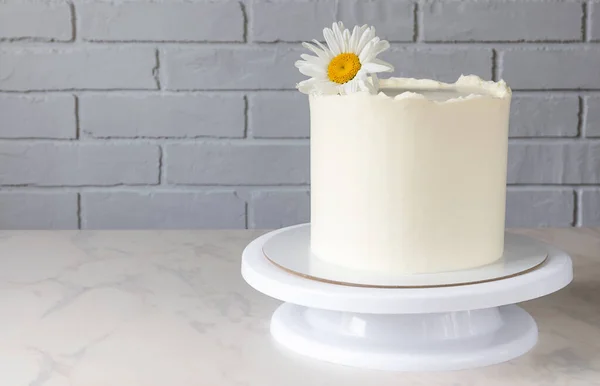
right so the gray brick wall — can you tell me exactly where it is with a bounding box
[0,0,598,229]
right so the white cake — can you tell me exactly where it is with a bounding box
[309,76,511,274]
[295,22,511,274]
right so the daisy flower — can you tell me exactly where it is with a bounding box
[295,22,394,95]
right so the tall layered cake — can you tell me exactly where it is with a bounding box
[296,23,511,274]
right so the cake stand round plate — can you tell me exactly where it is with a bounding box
[241,225,573,371]
[262,224,547,288]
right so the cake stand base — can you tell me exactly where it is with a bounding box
[242,224,573,372]
[271,303,537,371]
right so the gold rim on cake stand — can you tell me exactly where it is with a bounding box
[263,251,547,289]
[261,224,550,289]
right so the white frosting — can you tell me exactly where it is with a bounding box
[309,75,511,274]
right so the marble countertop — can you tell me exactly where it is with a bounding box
[1,228,599,386]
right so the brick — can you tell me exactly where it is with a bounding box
[80,94,244,138]
[0,48,156,91]
[163,47,302,90]
[505,190,574,227]
[584,96,600,137]
[581,190,600,226]
[165,143,309,185]
[0,95,76,138]
[0,1,72,40]
[501,48,600,89]
[251,0,413,42]
[589,1,600,41]
[250,190,310,228]
[0,192,77,229]
[82,191,245,229]
[510,96,579,137]
[80,2,243,42]
[507,143,600,184]
[0,143,158,186]
[422,1,582,42]
[386,48,492,82]
[249,93,309,138]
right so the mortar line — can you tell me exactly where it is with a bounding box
[574,189,582,226]
[584,1,590,42]
[241,1,248,43]
[0,185,599,193]
[243,95,249,138]
[0,185,313,192]
[153,49,162,89]
[491,49,498,81]
[74,95,80,139]
[77,193,82,229]
[578,96,586,137]
[158,145,164,184]
[69,1,77,42]
[4,41,600,47]
[413,2,420,42]
[4,137,600,144]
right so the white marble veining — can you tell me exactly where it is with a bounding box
[0,229,599,385]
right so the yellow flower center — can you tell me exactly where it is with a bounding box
[327,53,361,84]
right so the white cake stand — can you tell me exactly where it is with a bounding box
[241,225,573,372]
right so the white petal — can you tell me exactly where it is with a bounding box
[370,39,390,58]
[362,60,394,73]
[369,58,394,72]
[350,25,369,53]
[358,40,374,62]
[300,53,327,66]
[332,22,345,51]
[323,28,341,55]
[336,22,350,53]
[360,39,390,63]
[332,21,345,34]
[342,79,360,95]
[371,73,380,91]
[348,25,360,52]
[294,60,315,69]
[356,26,376,54]
[295,60,326,75]
[311,39,332,58]
[359,37,378,61]
[310,40,334,62]
[357,78,374,94]
[298,78,340,95]
[318,80,342,95]
[355,71,371,88]
[297,78,318,94]
[373,58,394,70]
[297,63,326,78]
[342,29,351,53]
[359,73,381,94]
[294,60,307,69]
[369,26,377,38]
[302,42,332,60]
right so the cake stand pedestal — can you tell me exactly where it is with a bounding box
[241,226,573,372]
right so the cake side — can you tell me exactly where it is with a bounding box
[309,76,511,274]
[294,22,511,275]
